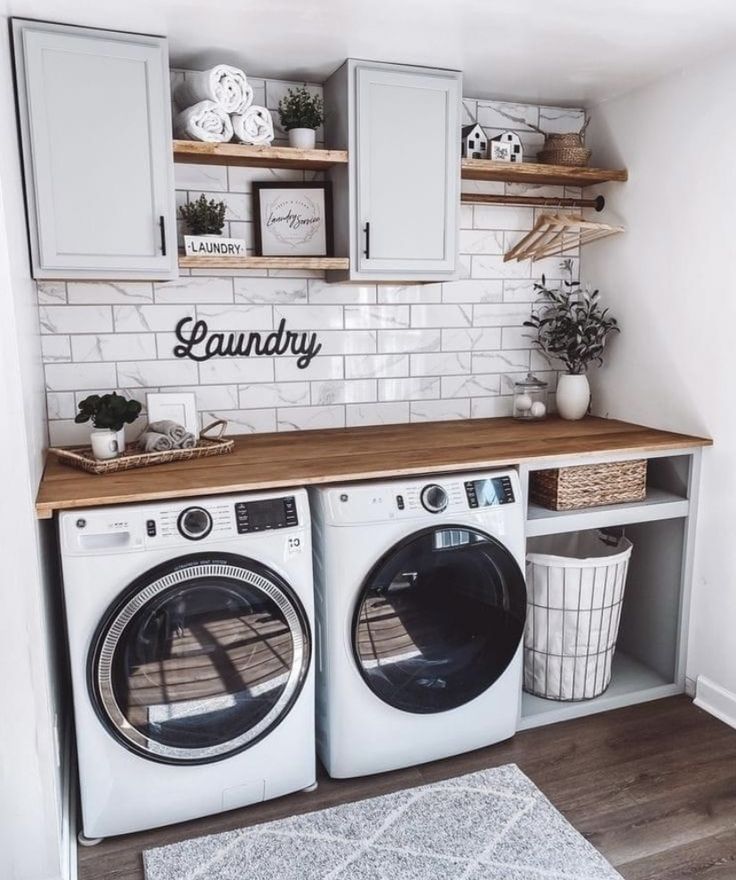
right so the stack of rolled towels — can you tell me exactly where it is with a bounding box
[173,65,274,145]
[139,420,197,453]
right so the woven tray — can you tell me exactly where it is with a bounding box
[530,459,647,511]
[50,420,233,475]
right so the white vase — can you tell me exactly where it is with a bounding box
[288,128,316,149]
[556,374,590,420]
[90,428,125,460]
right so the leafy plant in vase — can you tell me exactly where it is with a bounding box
[75,393,142,460]
[278,86,324,149]
[524,278,619,420]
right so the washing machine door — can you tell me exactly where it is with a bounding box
[353,525,526,714]
[88,552,311,764]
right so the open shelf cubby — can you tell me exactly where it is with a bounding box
[172,139,348,170]
[461,159,628,187]
[178,255,350,271]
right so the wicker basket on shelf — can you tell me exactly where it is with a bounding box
[537,133,592,167]
[530,460,647,511]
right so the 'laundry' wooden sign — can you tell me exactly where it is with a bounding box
[172,317,322,370]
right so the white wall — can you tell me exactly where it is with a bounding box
[585,52,734,701]
[0,13,65,880]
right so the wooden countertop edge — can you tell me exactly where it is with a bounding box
[35,417,712,519]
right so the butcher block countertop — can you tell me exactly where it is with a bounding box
[35,416,711,519]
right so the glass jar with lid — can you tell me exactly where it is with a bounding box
[513,374,548,420]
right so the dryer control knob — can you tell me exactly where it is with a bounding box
[420,483,448,514]
[177,506,213,540]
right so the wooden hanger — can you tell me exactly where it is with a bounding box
[504,212,624,263]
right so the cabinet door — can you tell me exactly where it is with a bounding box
[13,20,177,280]
[355,64,460,279]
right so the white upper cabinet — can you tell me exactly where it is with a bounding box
[13,20,177,280]
[325,60,461,282]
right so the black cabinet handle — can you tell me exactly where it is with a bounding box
[363,221,370,259]
[159,215,167,256]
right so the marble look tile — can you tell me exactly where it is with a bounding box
[227,221,254,249]
[379,376,440,401]
[114,305,195,332]
[441,328,502,351]
[472,350,530,373]
[200,408,277,435]
[276,356,343,382]
[36,281,67,304]
[46,391,76,420]
[198,304,274,330]
[346,401,409,427]
[228,165,304,192]
[471,255,531,280]
[459,229,504,255]
[442,280,503,304]
[410,398,471,421]
[117,359,199,388]
[473,302,533,329]
[168,384,239,410]
[234,277,308,304]
[344,306,410,329]
[41,336,71,363]
[471,395,515,418]
[460,205,474,229]
[45,362,117,391]
[308,281,377,304]
[277,404,344,432]
[344,354,408,380]
[188,190,250,222]
[461,98,478,125]
[461,179,505,197]
[265,80,323,110]
[154,276,234,304]
[310,380,377,405]
[67,281,154,304]
[39,305,112,334]
[314,330,376,355]
[199,358,275,384]
[473,205,535,231]
[502,326,534,349]
[377,284,443,304]
[411,304,472,328]
[476,100,538,130]
[539,106,586,134]
[71,333,157,362]
[503,280,539,303]
[377,329,441,354]
[48,419,98,446]
[238,382,310,409]
[442,373,501,398]
[531,256,579,281]
[174,162,228,192]
[274,304,343,329]
[411,351,470,376]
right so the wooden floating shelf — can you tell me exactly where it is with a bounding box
[461,159,628,188]
[179,255,350,270]
[173,139,348,171]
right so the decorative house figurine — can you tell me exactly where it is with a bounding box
[490,130,523,163]
[461,123,488,159]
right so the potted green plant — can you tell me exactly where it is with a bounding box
[178,194,244,258]
[524,278,619,420]
[278,86,324,149]
[75,392,142,460]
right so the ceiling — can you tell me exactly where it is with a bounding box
[5,0,736,105]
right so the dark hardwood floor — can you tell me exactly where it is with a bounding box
[78,696,736,880]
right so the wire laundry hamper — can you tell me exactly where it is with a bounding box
[524,530,633,701]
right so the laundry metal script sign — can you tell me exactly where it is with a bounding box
[173,317,322,370]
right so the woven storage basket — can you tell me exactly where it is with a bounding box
[537,133,592,167]
[530,460,647,511]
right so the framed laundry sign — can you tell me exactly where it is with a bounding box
[253,182,333,257]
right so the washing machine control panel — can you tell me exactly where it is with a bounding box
[464,476,515,507]
[234,496,298,534]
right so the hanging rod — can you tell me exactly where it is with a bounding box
[461,193,605,212]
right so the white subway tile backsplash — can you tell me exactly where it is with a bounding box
[48,419,99,446]
[39,80,571,438]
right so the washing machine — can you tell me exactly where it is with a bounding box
[58,489,315,840]
[310,471,526,778]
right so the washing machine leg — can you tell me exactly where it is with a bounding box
[302,781,319,792]
[78,831,104,847]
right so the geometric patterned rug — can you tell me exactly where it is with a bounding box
[143,764,622,880]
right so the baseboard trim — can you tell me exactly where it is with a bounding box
[694,675,736,730]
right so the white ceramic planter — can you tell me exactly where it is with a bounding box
[90,428,125,460]
[556,374,591,420]
[288,128,316,149]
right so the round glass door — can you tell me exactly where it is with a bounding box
[353,526,526,714]
[88,553,310,764]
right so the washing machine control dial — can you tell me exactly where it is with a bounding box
[177,506,213,540]
[420,483,448,514]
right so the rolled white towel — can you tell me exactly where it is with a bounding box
[175,66,253,115]
[174,101,233,143]
[231,105,274,145]
[139,431,174,453]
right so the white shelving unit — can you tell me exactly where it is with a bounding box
[518,447,703,730]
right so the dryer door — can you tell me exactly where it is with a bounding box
[353,526,525,714]
[88,552,311,764]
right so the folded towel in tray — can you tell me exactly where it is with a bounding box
[138,432,174,453]
[175,65,253,115]
[174,101,233,143]
[231,105,274,145]
[148,420,189,444]
[178,432,197,449]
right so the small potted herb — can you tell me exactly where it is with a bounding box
[178,194,240,257]
[278,86,324,149]
[75,392,142,460]
[524,278,619,420]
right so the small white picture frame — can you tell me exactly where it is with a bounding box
[146,392,198,435]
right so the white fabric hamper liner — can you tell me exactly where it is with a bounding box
[525,530,633,701]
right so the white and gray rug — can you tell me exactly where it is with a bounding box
[143,764,621,880]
